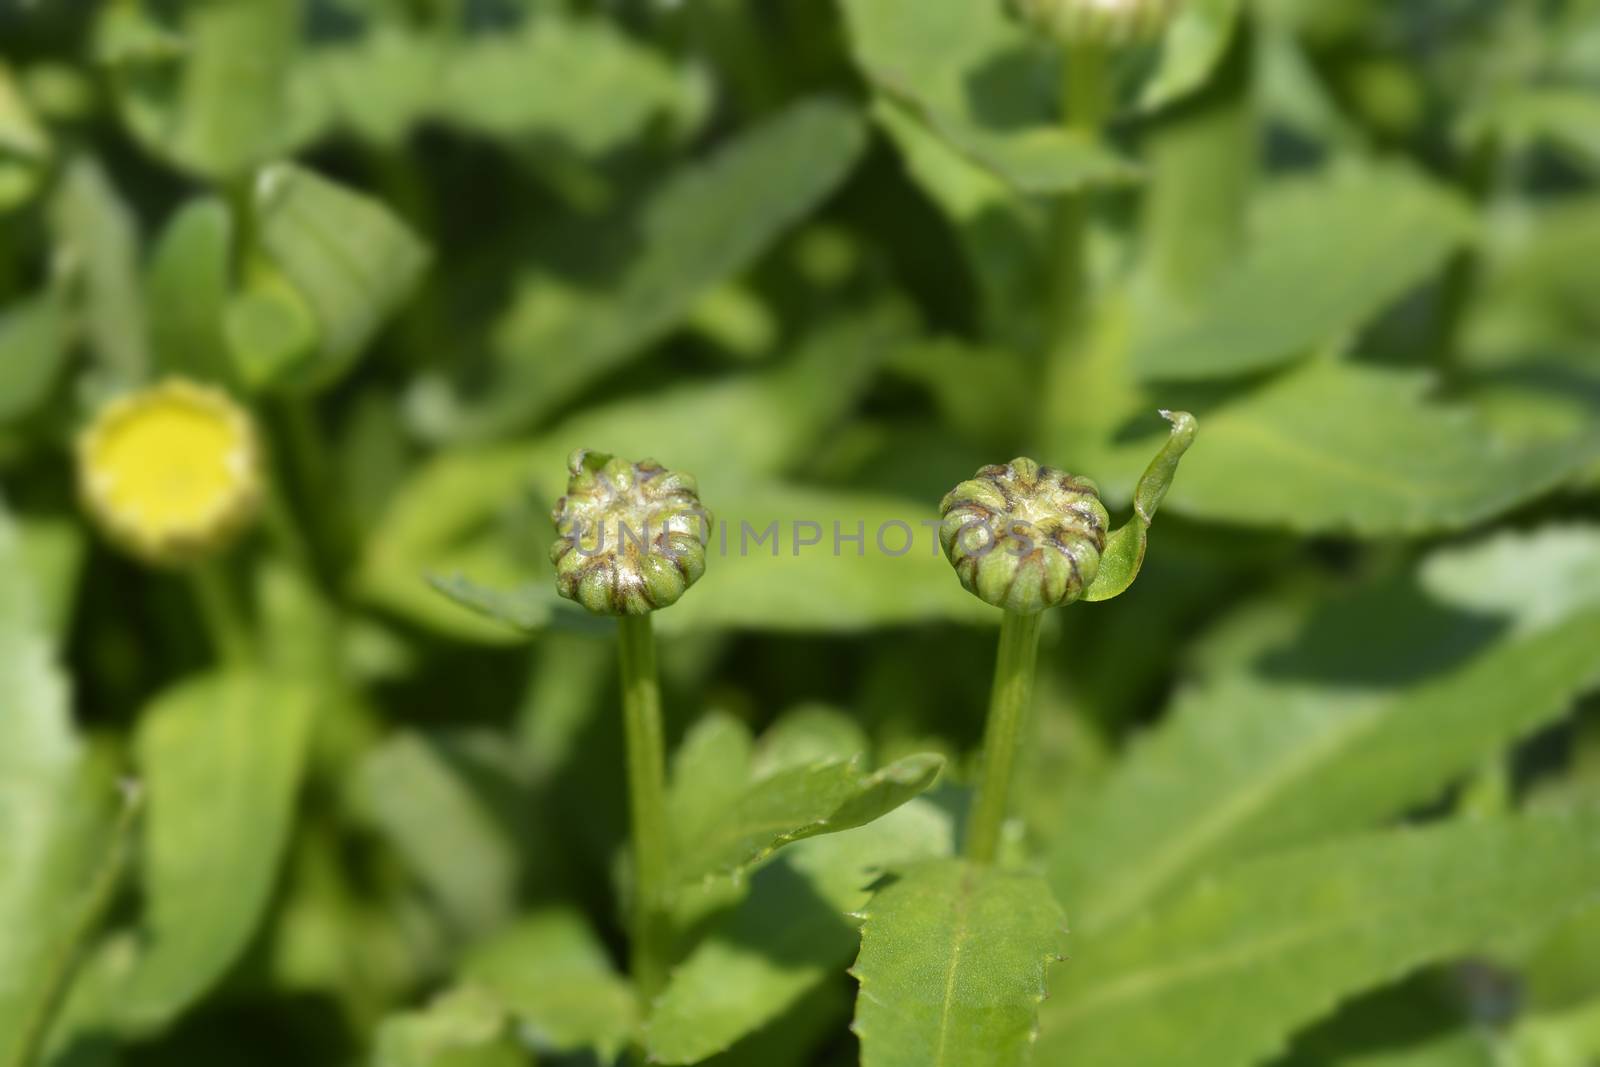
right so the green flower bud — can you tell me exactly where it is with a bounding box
[940,458,1111,615]
[1011,0,1181,47]
[550,449,712,616]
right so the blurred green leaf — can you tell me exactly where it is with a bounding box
[460,908,637,1059]
[1087,359,1600,534]
[1051,526,1600,931]
[0,62,51,212]
[667,712,756,838]
[1037,812,1600,1067]
[0,289,71,425]
[1132,164,1476,380]
[0,508,130,1067]
[366,308,919,641]
[1140,0,1245,111]
[49,157,149,390]
[372,987,522,1067]
[354,731,525,937]
[147,197,235,387]
[671,753,944,888]
[851,858,1064,1067]
[443,98,868,438]
[840,0,1139,194]
[1462,87,1600,175]
[97,0,299,178]
[115,670,317,1031]
[244,163,430,391]
[647,800,953,1064]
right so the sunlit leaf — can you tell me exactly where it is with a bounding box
[147,197,235,387]
[1037,812,1600,1067]
[671,753,944,888]
[647,800,953,1064]
[852,858,1065,1067]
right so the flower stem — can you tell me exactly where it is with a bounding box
[188,560,252,667]
[966,609,1043,865]
[1051,43,1111,366]
[617,613,673,1001]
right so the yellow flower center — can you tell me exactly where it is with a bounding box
[79,380,260,565]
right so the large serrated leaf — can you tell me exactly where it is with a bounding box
[440,98,868,439]
[373,987,522,1067]
[839,0,1136,195]
[113,670,317,1031]
[1050,527,1600,932]
[671,754,944,889]
[852,858,1065,1067]
[647,800,954,1064]
[1037,812,1600,1067]
[1132,164,1476,380]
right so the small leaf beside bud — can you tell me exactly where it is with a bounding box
[1010,0,1181,47]
[550,450,712,616]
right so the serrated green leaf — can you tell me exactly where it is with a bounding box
[373,987,522,1067]
[840,0,1137,195]
[460,908,637,1059]
[647,800,953,1064]
[440,98,867,439]
[1051,527,1600,932]
[113,670,317,1031]
[752,706,873,779]
[668,712,756,837]
[1037,812,1600,1067]
[671,753,943,888]
[246,163,430,391]
[852,858,1064,1067]
[1132,164,1476,380]
[147,197,235,387]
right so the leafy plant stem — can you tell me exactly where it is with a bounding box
[188,560,252,667]
[617,613,674,1005]
[967,609,1043,864]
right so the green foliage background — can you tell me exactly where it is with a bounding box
[4,0,1600,1065]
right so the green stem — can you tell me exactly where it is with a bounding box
[1050,44,1111,372]
[966,610,1043,865]
[617,614,673,1003]
[188,560,252,667]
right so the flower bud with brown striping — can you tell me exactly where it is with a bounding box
[550,449,712,616]
[939,457,1111,614]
